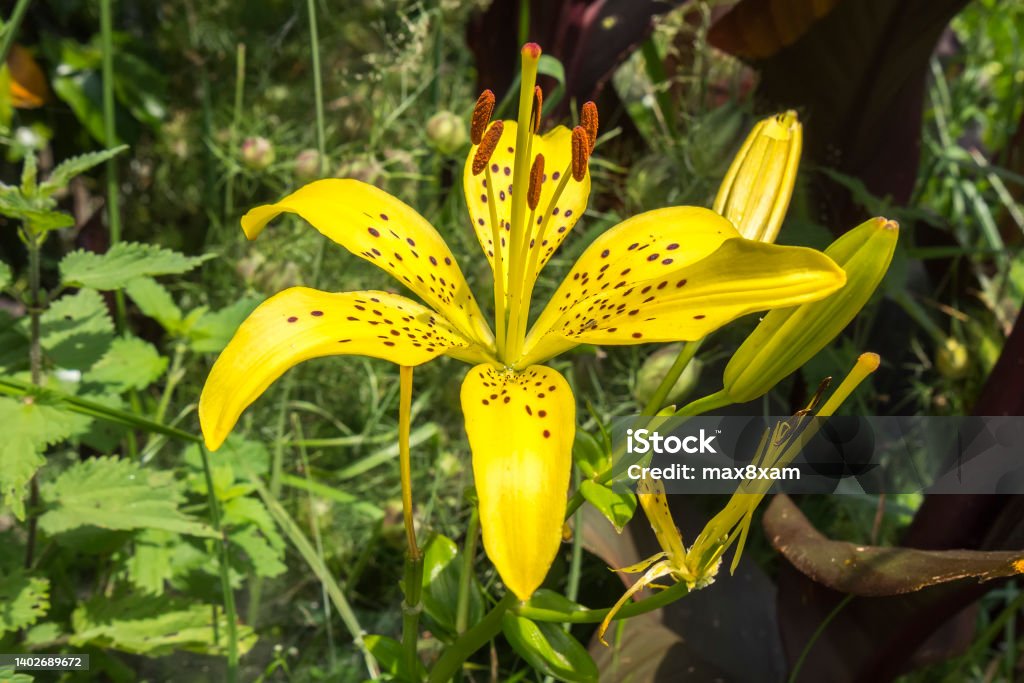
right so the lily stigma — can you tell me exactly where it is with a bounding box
[199,43,846,600]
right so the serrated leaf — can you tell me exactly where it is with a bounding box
[187,297,261,353]
[71,592,256,656]
[230,525,286,578]
[580,480,637,533]
[127,530,177,595]
[40,145,128,196]
[0,395,87,519]
[38,456,217,538]
[59,242,212,290]
[37,288,114,370]
[124,276,182,331]
[0,571,50,637]
[83,335,167,392]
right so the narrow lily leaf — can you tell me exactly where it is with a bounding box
[573,430,609,479]
[364,635,425,682]
[461,364,574,599]
[463,121,589,291]
[765,495,1024,596]
[240,178,494,348]
[59,242,212,290]
[420,534,484,636]
[199,287,473,451]
[580,480,637,532]
[502,613,598,682]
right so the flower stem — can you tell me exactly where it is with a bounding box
[429,593,517,683]
[0,0,32,66]
[99,0,126,331]
[454,504,479,634]
[675,389,731,417]
[199,446,239,682]
[223,43,246,224]
[398,366,423,678]
[642,338,704,415]
[514,581,689,624]
[306,0,327,174]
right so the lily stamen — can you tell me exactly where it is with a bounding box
[470,89,496,145]
[581,100,599,151]
[532,86,543,133]
[472,120,504,176]
[571,126,590,182]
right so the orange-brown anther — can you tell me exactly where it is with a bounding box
[471,90,496,145]
[532,86,543,133]
[581,101,598,151]
[472,121,504,175]
[528,154,545,210]
[571,126,590,181]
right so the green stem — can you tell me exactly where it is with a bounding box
[675,389,731,417]
[787,594,852,683]
[454,504,479,634]
[642,339,703,415]
[429,593,517,683]
[515,582,689,624]
[154,343,186,424]
[224,43,246,224]
[0,0,32,66]
[566,467,583,605]
[99,0,126,329]
[402,552,425,680]
[398,366,423,679]
[199,446,239,682]
[306,0,327,174]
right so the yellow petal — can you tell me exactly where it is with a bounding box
[521,236,845,365]
[240,179,494,350]
[637,477,687,566]
[463,121,590,292]
[200,287,474,451]
[461,364,575,599]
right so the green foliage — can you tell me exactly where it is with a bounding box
[0,571,51,637]
[0,261,11,290]
[0,395,85,519]
[579,480,637,532]
[37,288,115,370]
[59,242,212,291]
[38,456,217,538]
[82,336,167,391]
[419,534,484,636]
[70,593,256,657]
[40,146,129,196]
[501,613,598,682]
[364,634,426,681]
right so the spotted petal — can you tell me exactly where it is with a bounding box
[461,363,575,599]
[241,179,494,351]
[200,287,478,451]
[463,121,590,294]
[519,209,845,365]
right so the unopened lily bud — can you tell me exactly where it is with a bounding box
[714,111,802,243]
[723,217,898,403]
[936,337,970,379]
[294,149,322,180]
[240,136,275,170]
[425,110,468,154]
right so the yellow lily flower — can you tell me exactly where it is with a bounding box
[598,352,880,643]
[199,43,846,600]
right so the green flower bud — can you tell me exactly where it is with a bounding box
[714,111,802,243]
[723,217,898,403]
[936,337,970,379]
[240,136,275,170]
[294,148,322,181]
[425,110,468,154]
[633,344,703,407]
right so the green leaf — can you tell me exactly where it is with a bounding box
[83,335,167,392]
[40,145,129,196]
[124,276,182,331]
[37,288,114,370]
[0,260,11,289]
[38,456,217,538]
[229,525,287,579]
[0,395,87,519]
[502,614,598,682]
[126,530,177,595]
[364,634,425,682]
[223,496,286,578]
[573,431,609,479]
[59,242,212,290]
[420,534,484,636]
[70,592,256,656]
[51,68,108,145]
[580,480,637,533]
[538,54,566,84]
[187,297,261,353]
[0,571,50,637]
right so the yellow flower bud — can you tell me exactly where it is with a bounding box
[714,111,802,243]
[723,217,898,403]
